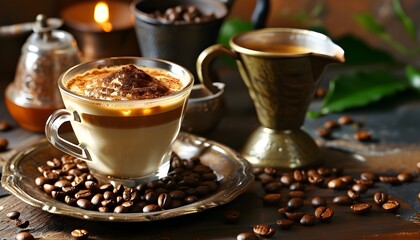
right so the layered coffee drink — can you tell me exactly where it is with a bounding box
[48,58,193,182]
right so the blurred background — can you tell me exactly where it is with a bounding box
[1,0,420,82]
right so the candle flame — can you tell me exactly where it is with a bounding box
[94,2,113,32]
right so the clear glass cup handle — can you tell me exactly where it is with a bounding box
[45,109,92,161]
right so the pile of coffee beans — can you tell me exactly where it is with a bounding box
[147,5,216,24]
[34,153,220,214]
[233,165,417,239]
[316,115,373,142]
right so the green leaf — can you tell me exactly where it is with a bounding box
[354,13,386,35]
[335,35,395,65]
[319,71,409,114]
[406,65,420,91]
[392,0,417,40]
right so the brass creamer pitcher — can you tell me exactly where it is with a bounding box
[197,28,344,169]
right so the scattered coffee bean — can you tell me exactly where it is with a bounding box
[237,232,258,240]
[15,219,30,228]
[373,192,388,205]
[353,130,371,142]
[0,137,8,151]
[71,229,89,240]
[347,189,361,201]
[15,231,34,240]
[382,200,400,213]
[288,190,305,199]
[338,115,353,125]
[263,193,282,206]
[351,183,368,194]
[0,120,12,131]
[397,172,413,183]
[311,196,327,208]
[276,219,294,229]
[224,209,240,223]
[284,212,305,222]
[360,172,377,181]
[6,211,20,220]
[316,128,332,138]
[333,195,353,206]
[253,224,275,238]
[379,176,399,185]
[287,197,304,210]
[314,206,334,222]
[264,181,282,193]
[351,203,372,215]
[324,120,339,129]
[328,178,347,190]
[300,214,316,226]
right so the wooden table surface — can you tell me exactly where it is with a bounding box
[0,64,419,239]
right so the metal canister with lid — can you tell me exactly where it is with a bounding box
[4,14,81,132]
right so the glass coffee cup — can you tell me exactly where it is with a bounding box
[45,57,194,185]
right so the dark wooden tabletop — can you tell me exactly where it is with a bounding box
[0,64,419,240]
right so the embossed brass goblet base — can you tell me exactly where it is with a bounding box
[197,28,345,169]
[241,127,320,169]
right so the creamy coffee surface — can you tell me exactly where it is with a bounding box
[67,64,184,100]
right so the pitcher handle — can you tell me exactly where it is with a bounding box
[196,44,238,93]
[45,109,92,161]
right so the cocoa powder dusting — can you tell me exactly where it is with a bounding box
[89,64,172,100]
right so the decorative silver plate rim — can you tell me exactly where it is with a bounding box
[1,132,254,222]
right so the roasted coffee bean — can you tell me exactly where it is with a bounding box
[46,158,62,168]
[91,193,104,206]
[311,196,327,208]
[338,115,353,125]
[354,130,372,142]
[0,120,12,131]
[51,190,66,200]
[35,176,48,186]
[15,219,30,228]
[85,180,99,192]
[300,214,316,226]
[99,183,114,192]
[276,219,294,230]
[103,191,116,200]
[355,179,374,187]
[113,184,125,195]
[237,232,258,240]
[54,179,71,188]
[43,184,56,194]
[62,186,77,195]
[224,209,240,223]
[397,172,413,182]
[379,176,399,184]
[288,190,305,199]
[145,191,159,203]
[75,189,92,199]
[65,196,77,206]
[293,170,306,182]
[289,182,305,191]
[143,204,161,213]
[351,203,372,215]
[263,193,282,206]
[333,195,353,205]
[253,224,275,238]
[287,197,304,210]
[314,206,334,222]
[114,205,128,213]
[277,207,289,216]
[324,120,339,129]
[328,178,347,190]
[352,183,368,194]
[43,171,59,181]
[169,190,185,200]
[382,200,400,213]
[71,229,89,240]
[280,175,294,186]
[374,192,388,205]
[101,199,116,209]
[15,231,34,240]
[6,211,20,220]
[317,128,332,138]
[347,189,361,201]
[157,193,172,209]
[340,175,354,185]
[360,172,377,181]
[77,199,94,210]
[284,212,305,222]
[264,182,282,193]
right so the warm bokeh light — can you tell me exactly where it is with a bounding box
[94,2,113,32]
